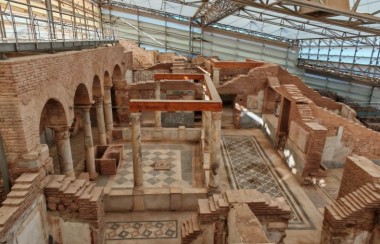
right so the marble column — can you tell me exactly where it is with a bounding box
[155,80,161,128]
[202,111,211,152]
[208,111,222,193]
[82,106,98,179]
[130,113,143,190]
[52,126,75,177]
[103,87,114,133]
[213,68,221,87]
[95,97,107,145]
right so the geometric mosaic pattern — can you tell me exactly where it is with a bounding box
[105,220,177,240]
[222,135,313,229]
[110,149,191,189]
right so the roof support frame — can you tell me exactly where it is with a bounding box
[232,0,380,35]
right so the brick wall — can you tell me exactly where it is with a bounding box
[311,104,380,160]
[321,155,380,243]
[0,46,128,179]
[338,155,380,199]
[277,68,341,111]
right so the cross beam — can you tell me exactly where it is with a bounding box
[193,0,242,26]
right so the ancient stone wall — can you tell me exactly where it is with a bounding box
[0,46,127,180]
[0,171,49,243]
[277,67,342,112]
[311,104,380,164]
[45,175,105,244]
[321,155,380,244]
[338,155,380,199]
[227,203,271,244]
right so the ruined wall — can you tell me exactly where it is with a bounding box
[277,67,342,112]
[0,47,126,180]
[311,104,380,166]
[45,175,105,244]
[227,203,271,244]
[0,171,49,243]
[338,155,380,199]
[118,40,157,69]
[321,155,380,244]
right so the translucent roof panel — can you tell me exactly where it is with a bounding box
[109,0,380,41]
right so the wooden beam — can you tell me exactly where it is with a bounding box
[203,74,222,102]
[129,99,222,112]
[154,73,205,80]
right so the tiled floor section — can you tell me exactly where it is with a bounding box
[108,143,193,189]
[106,220,177,240]
[221,135,313,229]
[112,149,185,188]
[104,211,209,244]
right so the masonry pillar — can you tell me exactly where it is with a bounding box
[213,68,221,87]
[155,80,161,128]
[131,113,143,189]
[82,106,98,179]
[52,126,75,177]
[95,97,107,145]
[103,86,114,134]
[202,111,211,152]
[130,113,145,210]
[208,111,222,193]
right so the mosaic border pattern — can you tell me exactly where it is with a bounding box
[221,135,315,230]
[105,220,178,240]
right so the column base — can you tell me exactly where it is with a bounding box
[89,172,99,181]
[63,170,75,177]
[133,188,145,211]
[207,184,221,196]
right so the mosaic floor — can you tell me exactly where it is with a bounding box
[221,135,314,229]
[109,144,192,189]
[105,220,177,240]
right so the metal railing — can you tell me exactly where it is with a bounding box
[0,0,118,48]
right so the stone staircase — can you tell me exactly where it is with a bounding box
[198,194,229,224]
[324,182,380,230]
[181,215,202,244]
[198,189,290,224]
[180,189,291,244]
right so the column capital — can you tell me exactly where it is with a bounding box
[94,96,103,105]
[130,113,141,123]
[49,125,70,132]
[53,129,70,141]
[104,84,113,90]
[211,111,222,121]
[81,105,92,112]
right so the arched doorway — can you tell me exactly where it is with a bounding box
[92,75,107,145]
[72,83,97,178]
[39,99,73,176]
[111,65,123,125]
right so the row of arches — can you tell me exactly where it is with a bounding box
[39,64,124,177]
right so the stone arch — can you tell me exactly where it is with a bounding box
[70,70,94,103]
[39,98,68,130]
[112,64,123,84]
[74,83,91,106]
[104,71,112,88]
[92,75,103,99]
[70,83,92,137]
